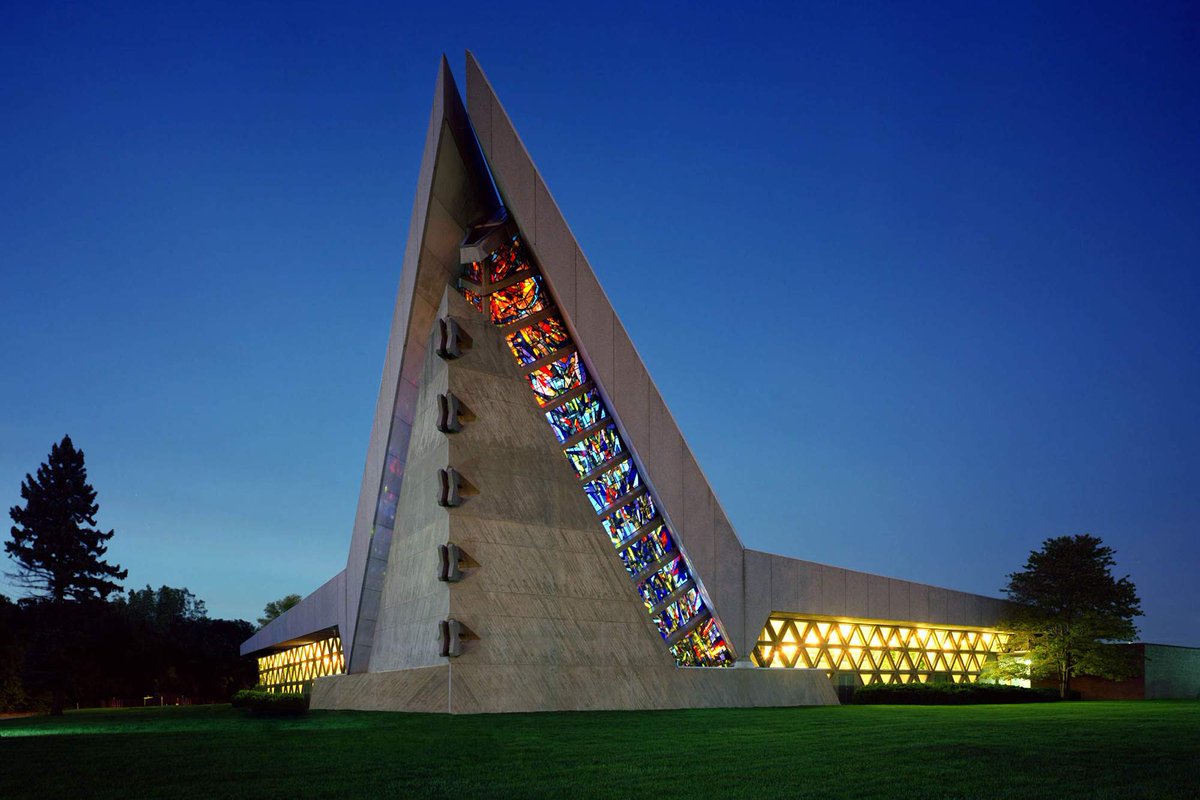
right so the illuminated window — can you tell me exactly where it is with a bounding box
[750,615,1010,686]
[486,235,532,282]
[672,618,734,667]
[635,556,691,609]
[564,425,624,477]
[461,286,483,312]
[255,634,345,693]
[489,276,546,325]
[616,524,674,577]
[506,316,571,365]
[601,493,656,545]
[582,459,640,513]
[545,389,607,443]
[654,587,704,638]
[374,453,404,528]
[457,232,734,667]
[528,352,587,405]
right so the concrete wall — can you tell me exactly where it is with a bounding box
[240,570,344,656]
[743,550,1009,652]
[312,662,837,714]
[1145,644,1200,700]
[465,52,749,656]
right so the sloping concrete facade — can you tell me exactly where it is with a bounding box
[242,54,1011,710]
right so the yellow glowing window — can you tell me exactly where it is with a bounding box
[751,615,1010,687]
[255,634,345,693]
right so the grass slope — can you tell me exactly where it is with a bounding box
[1,702,1197,799]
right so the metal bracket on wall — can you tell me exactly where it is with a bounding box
[436,392,466,433]
[439,619,463,658]
[436,467,477,508]
[438,543,464,582]
[436,316,470,360]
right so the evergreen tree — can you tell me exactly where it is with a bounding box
[6,435,127,602]
[1002,534,1142,698]
[6,435,127,715]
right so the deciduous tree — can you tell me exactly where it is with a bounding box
[258,593,302,628]
[1002,534,1141,698]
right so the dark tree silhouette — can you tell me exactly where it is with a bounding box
[6,435,127,714]
[7,435,127,602]
[1002,534,1142,698]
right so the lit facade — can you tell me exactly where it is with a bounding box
[256,635,345,693]
[240,54,1013,712]
[752,615,1010,686]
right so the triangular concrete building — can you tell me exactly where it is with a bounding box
[241,54,1010,712]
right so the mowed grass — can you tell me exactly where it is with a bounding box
[1,701,1197,799]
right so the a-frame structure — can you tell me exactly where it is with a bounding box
[241,55,1009,712]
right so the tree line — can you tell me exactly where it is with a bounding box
[2,436,255,712]
[5,435,1143,711]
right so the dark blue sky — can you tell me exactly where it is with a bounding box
[2,2,1196,644]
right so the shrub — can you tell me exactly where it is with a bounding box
[231,689,309,716]
[852,681,1059,705]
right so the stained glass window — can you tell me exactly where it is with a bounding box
[455,230,736,668]
[564,424,623,477]
[506,316,571,365]
[654,587,704,638]
[617,525,674,577]
[374,453,404,529]
[601,493,656,546]
[635,557,691,610]
[671,618,734,666]
[486,236,533,282]
[489,276,546,325]
[528,352,587,405]
[461,286,483,312]
[582,459,640,513]
[545,389,607,443]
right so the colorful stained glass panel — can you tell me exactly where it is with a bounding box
[654,588,704,639]
[582,459,640,513]
[489,276,546,325]
[506,316,571,365]
[564,425,623,477]
[617,525,674,578]
[545,389,606,443]
[461,286,483,312]
[486,236,533,282]
[671,618,733,666]
[601,492,656,545]
[635,557,691,609]
[528,352,586,405]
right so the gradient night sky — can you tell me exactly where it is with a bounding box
[1,2,1196,645]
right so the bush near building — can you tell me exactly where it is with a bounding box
[853,681,1060,704]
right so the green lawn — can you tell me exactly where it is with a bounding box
[1,701,1196,799]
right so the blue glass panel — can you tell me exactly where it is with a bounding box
[617,525,674,577]
[582,459,640,513]
[601,493,656,546]
[654,587,705,639]
[564,425,623,477]
[545,389,606,443]
[635,556,691,610]
[671,618,734,666]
